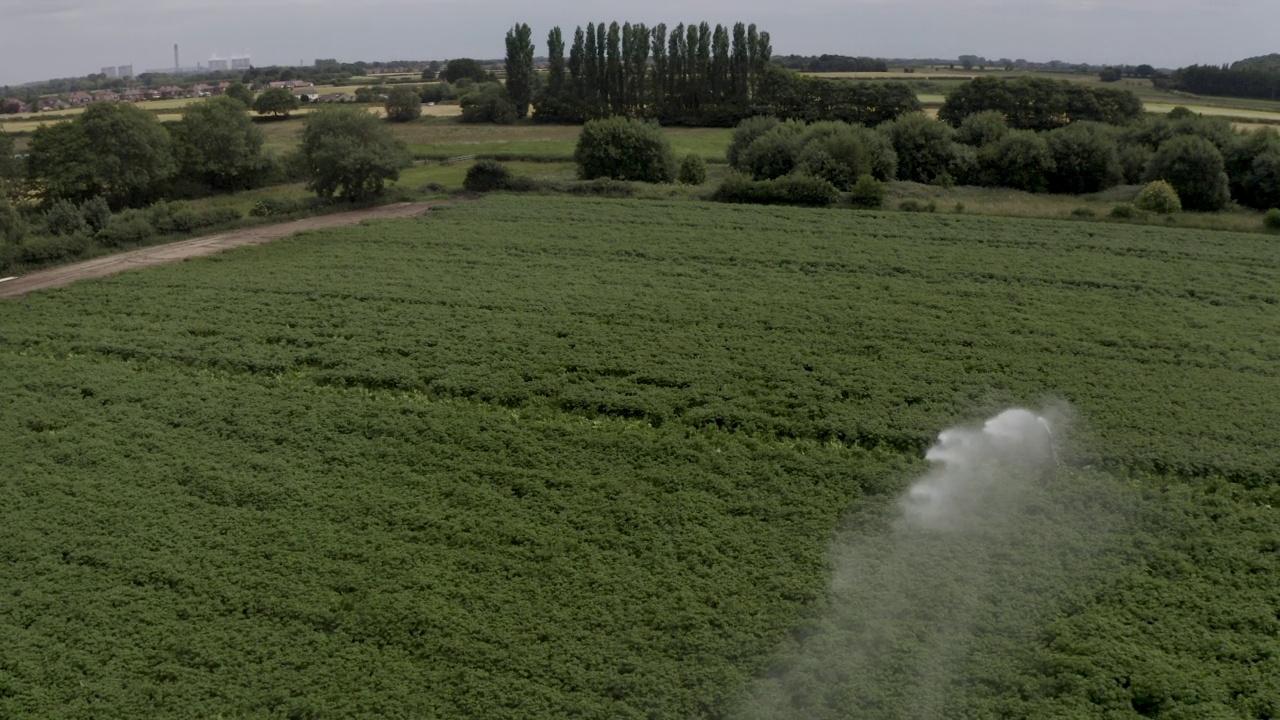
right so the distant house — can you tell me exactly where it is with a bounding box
[156,85,187,99]
[38,96,68,111]
[192,83,213,97]
[319,92,354,103]
[2,98,31,113]
[293,89,321,102]
[91,90,118,102]
[121,88,146,102]
[268,79,315,90]
[67,91,92,106]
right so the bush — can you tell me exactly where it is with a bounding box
[249,197,318,218]
[1109,203,1144,219]
[711,172,838,207]
[1264,208,1280,230]
[97,210,155,246]
[879,113,955,184]
[727,116,781,169]
[384,87,423,122]
[43,199,88,236]
[463,161,535,192]
[574,117,676,183]
[978,130,1055,192]
[848,174,887,209]
[1045,122,1122,194]
[80,197,112,233]
[17,233,90,264]
[736,122,805,180]
[898,199,937,212]
[566,178,636,198]
[955,110,1009,147]
[1143,135,1231,211]
[1071,207,1097,217]
[0,199,31,244]
[459,84,517,124]
[677,154,707,186]
[1133,180,1182,214]
[464,160,514,192]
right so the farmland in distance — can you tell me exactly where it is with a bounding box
[1,197,1277,718]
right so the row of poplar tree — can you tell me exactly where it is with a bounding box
[503,21,775,126]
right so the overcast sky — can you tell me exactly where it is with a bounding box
[1,0,1275,86]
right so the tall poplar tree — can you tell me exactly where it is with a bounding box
[504,23,535,118]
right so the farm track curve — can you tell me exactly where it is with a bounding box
[0,200,451,299]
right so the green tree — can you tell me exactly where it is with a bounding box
[0,131,17,186]
[172,96,270,190]
[225,82,255,107]
[574,117,675,182]
[460,84,517,124]
[736,121,805,180]
[504,23,536,118]
[955,110,1008,147]
[253,88,300,118]
[879,113,955,184]
[1044,122,1121,194]
[442,58,490,84]
[27,102,175,208]
[384,87,423,122]
[299,106,411,201]
[978,130,1055,192]
[1143,135,1231,211]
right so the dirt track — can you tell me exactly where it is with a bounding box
[0,201,441,299]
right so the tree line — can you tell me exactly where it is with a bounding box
[772,55,888,73]
[1163,64,1280,101]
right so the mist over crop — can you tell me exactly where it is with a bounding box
[737,406,1130,719]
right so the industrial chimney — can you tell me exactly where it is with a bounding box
[174,44,180,71]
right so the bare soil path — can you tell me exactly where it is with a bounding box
[0,201,443,299]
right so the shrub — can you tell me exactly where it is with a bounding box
[1045,122,1122,194]
[1071,207,1097,217]
[566,178,636,198]
[848,174,887,209]
[898,199,938,212]
[0,199,31,244]
[1118,145,1154,185]
[978,130,1055,192]
[712,172,837,207]
[955,110,1009,147]
[459,84,517,124]
[43,199,88,237]
[1264,208,1280,230]
[1143,135,1231,211]
[1133,180,1182,214]
[1109,202,1144,219]
[97,210,155,246]
[737,122,806,180]
[17,234,90,264]
[80,197,112,233]
[677,154,707,185]
[384,87,423,122]
[464,160,514,192]
[727,116,781,169]
[249,197,314,218]
[574,117,676,183]
[797,134,871,191]
[879,113,955,184]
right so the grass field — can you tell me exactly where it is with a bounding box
[1,197,1277,718]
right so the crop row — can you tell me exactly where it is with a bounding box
[4,197,1276,483]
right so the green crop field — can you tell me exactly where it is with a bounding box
[1,197,1277,718]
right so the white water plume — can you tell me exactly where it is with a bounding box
[735,405,1117,720]
[900,407,1060,531]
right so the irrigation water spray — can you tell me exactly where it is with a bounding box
[734,406,1115,720]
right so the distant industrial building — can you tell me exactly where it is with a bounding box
[99,64,134,78]
[209,53,252,72]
